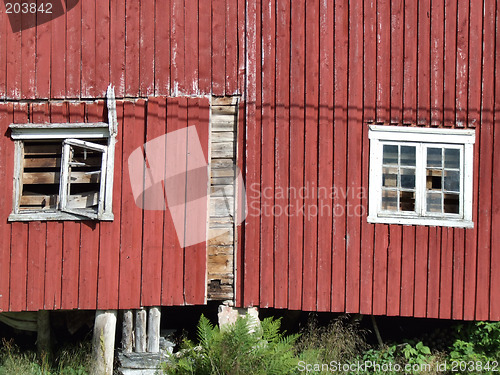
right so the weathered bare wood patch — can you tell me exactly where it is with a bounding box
[212,96,239,106]
[211,142,235,159]
[211,105,238,115]
[211,131,235,143]
[207,97,239,301]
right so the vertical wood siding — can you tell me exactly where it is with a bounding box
[0,98,209,311]
[0,0,499,320]
[239,0,499,321]
[0,0,246,99]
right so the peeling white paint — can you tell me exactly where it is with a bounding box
[165,81,211,98]
[191,80,199,95]
[10,88,21,98]
[119,75,126,93]
[172,81,179,97]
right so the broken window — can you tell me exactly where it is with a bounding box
[9,86,117,221]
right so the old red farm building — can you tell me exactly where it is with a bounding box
[0,0,499,343]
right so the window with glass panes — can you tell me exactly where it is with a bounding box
[381,144,416,213]
[368,125,475,228]
[425,146,461,215]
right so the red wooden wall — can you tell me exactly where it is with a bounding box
[0,0,499,321]
[0,0,245,99]
[0,98,209,312]
[238,0,500,322]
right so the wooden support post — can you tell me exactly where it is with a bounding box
[147,307,161,353]
[37,310,51,358]
[91,310,117,375]
[371,315,384,348]
[122,310,134,353]
[134,308,147,353]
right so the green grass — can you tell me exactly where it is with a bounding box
[2,317,499,375]
[162,315,500,375]
[0,339,91,375]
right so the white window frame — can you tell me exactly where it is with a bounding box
[367,125,475,228]
[59,139,109,220]
[8,85,118,222]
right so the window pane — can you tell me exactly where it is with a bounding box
[444,193,459,214]
[426,192,442,213]
[400,146,416,166]
[383,167,398,187]
[426,169,442,190]
[444,170,460,192]
[66,144,102,210]
[427,147,442,167]
[382,190,398,211]
[444,148,460,169]
[400,168,415,189]
[400,191,415,212]
[20,141,63,210]
[383,145,398,165]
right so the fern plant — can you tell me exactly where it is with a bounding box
[162,314,299,375]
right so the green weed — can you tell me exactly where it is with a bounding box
[163,314,299,375]
[0,339,91,375]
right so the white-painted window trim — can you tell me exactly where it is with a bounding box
[59,139,109,220]
[367,125,475,228]
[8,85,118,222]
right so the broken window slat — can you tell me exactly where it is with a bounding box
[83,170,101,176]
[67,191,99,209]
[61,207,99,220]
[24,157,61,168]
[64,138,108,152]
[23,143,62,156]
[22,171,101,185]
[22,171,60,184]
[20,194,59,207]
